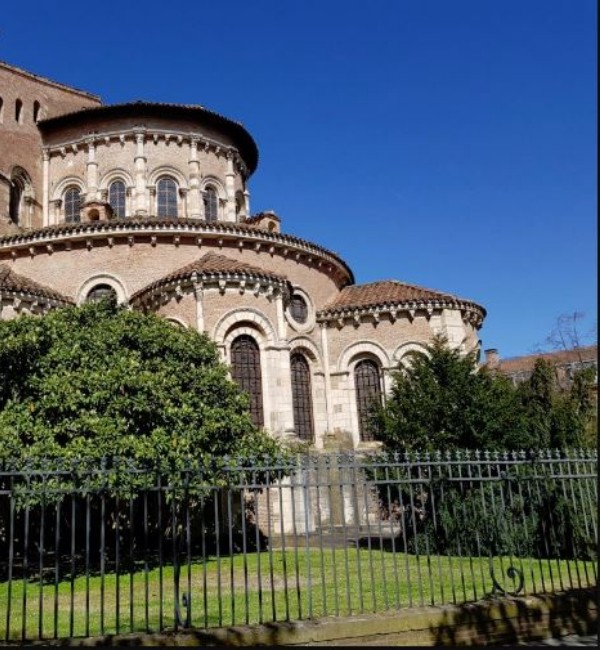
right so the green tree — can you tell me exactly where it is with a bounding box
[0,300,282,477]
[376,336,527,451]
[376,336,594,452]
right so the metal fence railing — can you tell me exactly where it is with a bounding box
[0,449,597,641]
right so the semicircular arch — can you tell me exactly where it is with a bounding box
[76,273,129,305]
[213,307,277,347]
[337,340,390,373]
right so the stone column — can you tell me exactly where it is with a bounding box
[179,188,188,219]
[225,152,236,222]
[244,189,251,219]
[42,150,50,227]
[194,282,204,332]
[188,138,202,219]
[85,138,98,203]
[133,130,148,216]
[320,322,334,435]
[275,290,287,340]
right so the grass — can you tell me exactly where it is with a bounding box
[0,548,596,641]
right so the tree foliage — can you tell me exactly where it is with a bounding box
[0,301,283,476]
[376,336,595,451]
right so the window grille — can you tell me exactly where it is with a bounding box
[108,180,127,217]
[204,187,218,222]
[64,187,81,223]
[354,359,382,442]
[230,335,264,427]
[86,284,117,303]
[157,177,178,217]
[290,295,308,324]
[291,353,314,442]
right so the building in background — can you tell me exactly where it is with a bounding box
[0,61,486,448]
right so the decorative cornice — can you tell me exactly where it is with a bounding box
[317,300,486,328]
[132,272,290,310]
[0,218,354,286]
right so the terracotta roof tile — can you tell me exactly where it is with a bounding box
[497,345,598,374]
[0,265,73,304]
[320,280,484,314]
[131,252,288,301]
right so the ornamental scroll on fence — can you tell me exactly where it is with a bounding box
[0,448,597,641]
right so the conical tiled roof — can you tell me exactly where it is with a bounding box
[319,280,485,316]
[0,265,73,304]
[131,252,288,302]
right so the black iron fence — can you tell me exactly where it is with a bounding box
[0,449,597,641]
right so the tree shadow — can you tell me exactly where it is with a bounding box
[430,586,598,646]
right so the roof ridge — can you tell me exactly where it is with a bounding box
[0,60,101,102]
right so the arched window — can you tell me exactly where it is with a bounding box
[64,186,81,223]
[157,177,178,217]
[354,359,382,442]
[15,99,23,123]
[291,352,314,442]
[86,284,117,303]
[108,180,127,218]
[33,101,41,122]
[204,186,218,222]
[9,177,24,224]
[230,334,264,427]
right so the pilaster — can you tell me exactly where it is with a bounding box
[134,130,148,216]
[42,150,50,227]
[225,152,236,222]
[188,138,202,218]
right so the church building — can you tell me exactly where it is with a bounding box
[0,61,486,448]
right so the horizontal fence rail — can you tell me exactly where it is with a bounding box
[0,449,597,641]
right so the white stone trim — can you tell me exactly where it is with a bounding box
[392,341,431,367]
[98,168,135,191]
[285,285,315,333]
[147,165,189,190]
[337,340,390,374]
[213,307,277,347]
[76,273,128,305]
[51,175,85,202]
[164,316,188,328]
[199,175,226,198]
[288,336,322,366]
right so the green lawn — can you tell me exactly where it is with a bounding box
[0,549,596,641]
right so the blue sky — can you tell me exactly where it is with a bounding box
[1,0,596,358]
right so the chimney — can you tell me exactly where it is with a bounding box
[484,348,500,369]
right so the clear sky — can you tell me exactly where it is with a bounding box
[1,0,596,358]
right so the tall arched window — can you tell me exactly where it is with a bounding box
[157,177,178,217]
[9,177,24,224]
[354,359,382,442]
[291,352,314,442]
[108,180,127,218]
[64,187,81,223]
[204,186,218,222]
[230,334,264,427]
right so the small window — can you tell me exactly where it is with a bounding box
[204,186,218,222]
[64,186,81,223]
[0,97,4,123]
[290,294,308,324]
[15,99,23,123]
[157,177,178,217]
[86,284,117,303]
[33,101,41,122]
[108,180,127,217]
